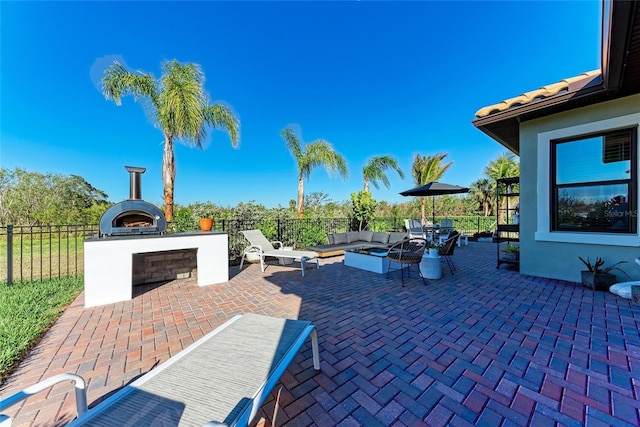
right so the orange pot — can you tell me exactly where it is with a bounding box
[199,218,213,231]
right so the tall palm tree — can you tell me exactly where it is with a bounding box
[362,155,405,192]
[484,151,520,219]
[411,153,453,224]
[484,151,520,181]
[470,178,494,216]
[101,60,239,221]
[281,127,348,218]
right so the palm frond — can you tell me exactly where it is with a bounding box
[204,104,240,147]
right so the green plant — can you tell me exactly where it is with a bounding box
[502,244,520,253]
[427,241,439,249]
[192,202,218,219]
[351,190,378,231]
[578,256,629,275]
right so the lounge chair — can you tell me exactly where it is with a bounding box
[1,314,321,427]
[239,230,319,277]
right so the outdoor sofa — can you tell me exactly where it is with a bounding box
[306,230,408,257]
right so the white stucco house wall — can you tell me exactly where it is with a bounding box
[473,0,640,283]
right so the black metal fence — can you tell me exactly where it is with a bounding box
[1,216,496,285]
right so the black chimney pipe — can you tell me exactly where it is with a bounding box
[125,166,146,200]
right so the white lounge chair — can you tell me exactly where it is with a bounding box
[1,314,321,427]
[239,230,319,277]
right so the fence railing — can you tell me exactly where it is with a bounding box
[1,216,496,285]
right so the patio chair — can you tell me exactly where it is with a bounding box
[404,219,426,239]
[239,230,319,277]
[438,230,459,274]
[386,237,427,286]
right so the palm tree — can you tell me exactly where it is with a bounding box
[484,151,520,181]
[281,127,348,218]
[101,60,240,221]
[362,155,405,192]
[484,151,520,219]
[411,153,453,224]
[470,178,494,216]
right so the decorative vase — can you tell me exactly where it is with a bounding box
[199,218,213,231]
[512,213,519,225]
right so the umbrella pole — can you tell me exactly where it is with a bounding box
[432,196,435,224]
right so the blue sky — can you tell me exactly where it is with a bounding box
[1,1,601,208]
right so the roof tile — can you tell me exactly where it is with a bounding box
[475,70,600,118]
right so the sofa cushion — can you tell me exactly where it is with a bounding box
[388,231,408,244]
[347,231,361,243]
[333,233,348,245]
[327,233,335,245]
[359,230,374,242]
[372,232,389,244]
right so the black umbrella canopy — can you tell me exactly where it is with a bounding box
[400,182,470,224]
[399,182,469,196]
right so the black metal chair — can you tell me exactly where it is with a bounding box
[386,238,427,286]
[438,230,460,274]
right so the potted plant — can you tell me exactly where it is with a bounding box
[501,243,519,261]
[578,256,629,291]
[193,203,217,231]
[426,241,439,257]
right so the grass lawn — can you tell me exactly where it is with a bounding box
[0,277,83,383]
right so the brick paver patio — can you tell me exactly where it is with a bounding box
[1,242,639,426]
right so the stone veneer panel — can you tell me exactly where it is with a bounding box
[132,249,197,285]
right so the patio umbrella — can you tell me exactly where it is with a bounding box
[399,181,470,223]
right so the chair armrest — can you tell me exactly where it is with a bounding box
[271,241,284,249]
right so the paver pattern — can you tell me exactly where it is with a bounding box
[1,242,640,426]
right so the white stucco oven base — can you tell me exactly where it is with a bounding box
[84,232,228,308]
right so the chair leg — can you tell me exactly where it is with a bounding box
[239,253,246,271]
[416,263,427,285]
[443,255,455,274]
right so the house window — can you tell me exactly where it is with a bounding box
[552,128,636,233]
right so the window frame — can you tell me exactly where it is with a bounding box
[550,128,636,234]
[535,113,640,246]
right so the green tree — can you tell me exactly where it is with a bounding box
[484,152,520,218]
[281,126,348,218]
[484,151,520,181]
[469,178,494,216]
[362,155,405,192]
[351,190,378,231]
[0,168,109,225]
[410,153,453,224]
[101,59,240,221]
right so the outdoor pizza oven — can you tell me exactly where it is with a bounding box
[99,166,167,237]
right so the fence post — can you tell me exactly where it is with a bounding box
[277,219,282,242]
[7,224,13,286]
